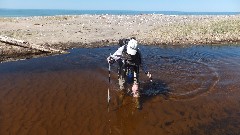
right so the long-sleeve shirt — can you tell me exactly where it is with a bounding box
[108,45,148,73]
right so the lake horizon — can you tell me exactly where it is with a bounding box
[1,8,240,17]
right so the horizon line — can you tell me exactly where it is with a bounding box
[1,8,240,13]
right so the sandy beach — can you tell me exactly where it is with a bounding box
[0,14,240,61]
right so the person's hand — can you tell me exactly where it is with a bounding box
[146,72,151,78]
[107,57,115,64]
[147,72,153,82]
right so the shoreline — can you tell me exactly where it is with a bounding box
[1,14,240,62]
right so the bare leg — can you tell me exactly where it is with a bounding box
[118,67,126,106]
[132,71,141,109]
[132,71,139,97]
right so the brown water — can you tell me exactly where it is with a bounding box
[1,45,240,135]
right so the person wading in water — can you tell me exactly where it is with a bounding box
[107,37,152,109]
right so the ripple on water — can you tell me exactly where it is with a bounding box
[140,45,222,99]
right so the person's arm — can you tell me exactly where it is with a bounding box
[139,49,152,81]
[107,46,124,64]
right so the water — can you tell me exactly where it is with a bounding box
[1,45,240,134]
[0,9,240,17]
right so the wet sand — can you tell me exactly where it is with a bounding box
[1,45,240,135]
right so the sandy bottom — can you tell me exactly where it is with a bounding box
[1,45,240,135]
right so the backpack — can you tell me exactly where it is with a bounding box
[118,38,130,47]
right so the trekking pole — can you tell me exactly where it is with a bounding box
[107,55,112,134]
[107,53,111,110]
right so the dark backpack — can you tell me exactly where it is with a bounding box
[118,38,130,47]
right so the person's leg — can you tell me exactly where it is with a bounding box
[118,66,126,91]
[132,71,139,98]
[118,66,126,106]
[132,70,141,109]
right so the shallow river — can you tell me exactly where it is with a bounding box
[1,45,240,135]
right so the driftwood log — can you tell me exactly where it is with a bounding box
[0,35,67,54]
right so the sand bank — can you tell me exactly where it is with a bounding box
[0,14,240,61]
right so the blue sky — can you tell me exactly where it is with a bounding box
[0,0,239,12]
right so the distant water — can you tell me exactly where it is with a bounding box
[0,9,240,17]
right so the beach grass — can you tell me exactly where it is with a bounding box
[145,18,240,44]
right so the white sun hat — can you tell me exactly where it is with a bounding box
[127,39,138,55]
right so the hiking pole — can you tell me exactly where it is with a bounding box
[107,53,111,111]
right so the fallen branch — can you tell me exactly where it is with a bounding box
[0,35,67,54]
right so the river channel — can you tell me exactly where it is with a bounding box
[0,45,240,135]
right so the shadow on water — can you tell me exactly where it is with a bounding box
[140,79,170,107]
[141,79,170,97]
